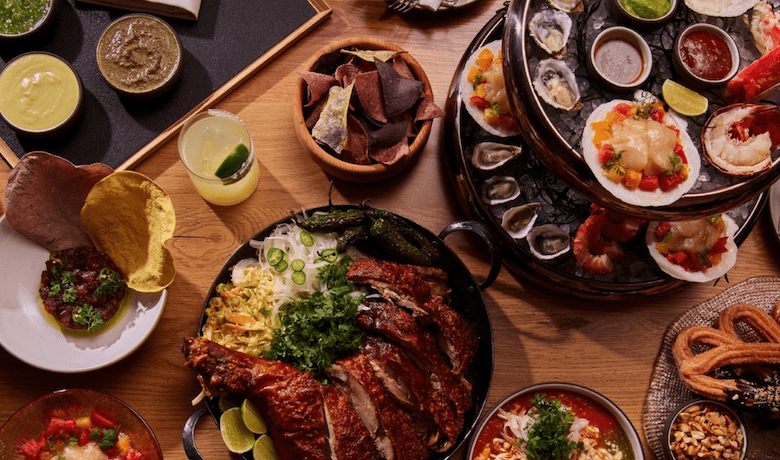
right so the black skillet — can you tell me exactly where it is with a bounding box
[182,204,501,460]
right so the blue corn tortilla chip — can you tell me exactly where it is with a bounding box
[355,70,387,124]
[375,59,424,118]
[343,114,371,165]
[297,70,338,108]
[312,83,354,154]
[367,121,409,150]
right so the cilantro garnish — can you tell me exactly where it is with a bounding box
[662,152,684,176]
[519,394,584,460]
[265,260,363,377]
[93,268,126,298]
[603,150,626,177]
[73,304,104,331]
[90,428,117,450]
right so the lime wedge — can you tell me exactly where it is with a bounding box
[218,395,241,412]
[219,407,255,454]
[661,79,708,117]
[215,143,250,179]
[253,434,280,460]
[241,399,267,434]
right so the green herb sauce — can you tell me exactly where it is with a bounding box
[618,0,670,19]
[0,0,49,35]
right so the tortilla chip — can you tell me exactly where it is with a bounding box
[312,83,354,154]
[81,171,176,292]
[355,71,387,123]
[375,59,424,118]
[416,95,445,121]
[297,70,339,108]
[391,55,415,80]
[368,121,409,150]
[4,152,113,252]
[343,115,371,165]
[341,49,402,63]
[335,63,361,87]
[370,138,409,165]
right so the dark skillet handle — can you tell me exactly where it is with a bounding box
[182,407,210,460]
[438,220,502,290]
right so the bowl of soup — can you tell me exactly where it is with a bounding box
[0,52,83,137]
[467,382,643,460]
[588,26,652,93]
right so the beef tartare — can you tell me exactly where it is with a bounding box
[39,247,127,331]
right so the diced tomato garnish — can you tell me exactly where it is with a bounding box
[659,173,685,192]
[123,449,144,460]
[18,439,46,458]
[667,251,688,265]
[469,96,490,110]
[597,144,615,165]
[710,237,729,255]
[498,114,517,129]
[674,143,687,163]
[44,418,78,437]
[614,103,631,116]
[650,109,664,123]
[639,174,659,191]
[91,408,118,429]
[655,222,671,241]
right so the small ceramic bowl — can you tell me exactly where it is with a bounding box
[588,26,652,93]
[610,0,678,29]
[293,36,433,183]
[466,382,645,460]
[0,52,83,138]
[673,23,740,89]
[0,389,163,460]
[96,14,183,99]
[663,399,747,460]
[0,0,59,41]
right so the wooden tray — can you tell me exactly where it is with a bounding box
[0,0,331,170]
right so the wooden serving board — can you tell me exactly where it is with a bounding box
[0,0,331,170]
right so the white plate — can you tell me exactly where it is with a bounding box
[0,215,167,373]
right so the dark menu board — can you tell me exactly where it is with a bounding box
[0,0,327,168]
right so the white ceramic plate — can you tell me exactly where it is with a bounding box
[0,215,167,373]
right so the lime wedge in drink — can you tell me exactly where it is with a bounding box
[241,399,268,434]
[215,143,250,179]
[219,407,255,453]
[661,79,708,117]
[253,434,281,460]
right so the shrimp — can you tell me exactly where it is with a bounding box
[573,205,645,275]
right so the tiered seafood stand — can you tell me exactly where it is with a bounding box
[1,0,780,459]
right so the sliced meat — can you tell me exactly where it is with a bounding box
[182,337,327,460]
[319,384,380,460]
[356,299,472,415]
[409,264,450,297]
[347,258,476,374]
[326,354,430,460]
[362,335,463,452]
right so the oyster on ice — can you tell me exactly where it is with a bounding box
[547,0,583,12]
[501,203,541,239]
[526,224,571,260]
[481,176,522,205]
[471,142,523,170]
[528,9,572,58]
[533,58,582,111]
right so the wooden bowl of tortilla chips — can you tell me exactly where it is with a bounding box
[293,37,442,183]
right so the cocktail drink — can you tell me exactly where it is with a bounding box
[178,109,259,206]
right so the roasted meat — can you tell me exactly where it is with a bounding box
[356,299,472,415]
[347,258,477,374]
[326,354,430,460]
[182,337,327,460]
[361,335,463,452]
[320,383,380,460]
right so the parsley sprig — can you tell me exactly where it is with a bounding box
[90,427,118,450]
[73,305,104,331]
[93,267,126,298]
[520,394,584,460]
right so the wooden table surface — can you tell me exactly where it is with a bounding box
[2,1,780,459]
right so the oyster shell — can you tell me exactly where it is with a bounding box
[533,58,582,111]
[471,142,523,170]
[501,203,541,239]
[526,224,571,260]
[481,176,522,205]
[547,0,583,12]
[528,9,572,58]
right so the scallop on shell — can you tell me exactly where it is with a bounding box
[547,0,583,13]
[471,142,523,170]
[526,224,571,260]
[528,9,572,58]
[501,203,541,239]
[533,58,582,111]
[481,176,522,205]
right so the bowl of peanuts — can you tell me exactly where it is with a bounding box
[663,399,747,460]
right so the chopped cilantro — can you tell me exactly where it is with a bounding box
[73,305,104,331]
[94,268,126,298]
[265,261,363,377]
[662,152,684,176]
[520,394,584,460]
[603,150,626,177]
[90,427,117,450]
